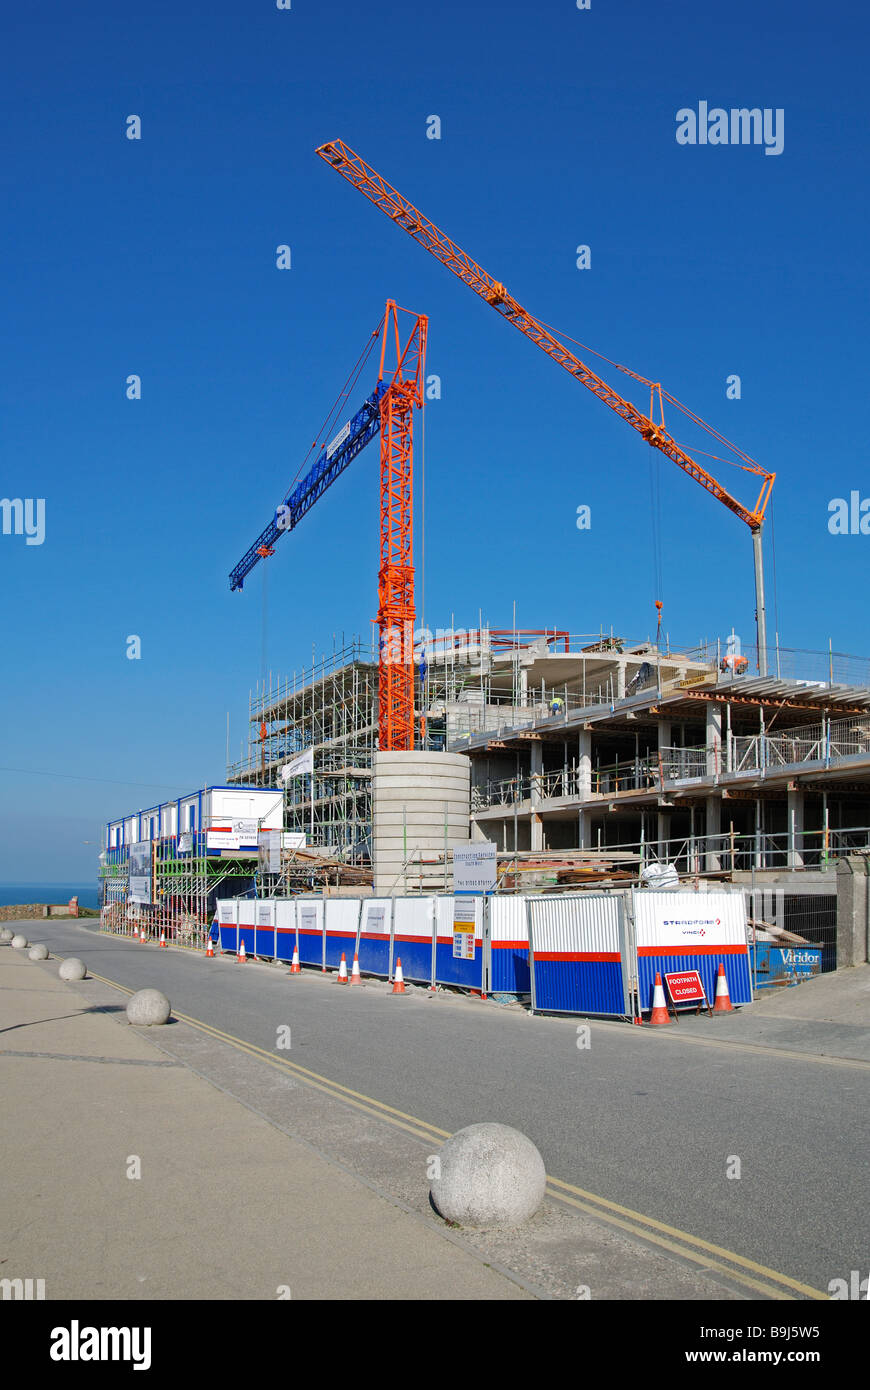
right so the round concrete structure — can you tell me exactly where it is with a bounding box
[0,927,14,944]
[11,934,29,950]
[430,1122,546,1229]
[28,944,49,960]
[371,750,471,897]
[58,957,87,981]
[126,988,171,1026]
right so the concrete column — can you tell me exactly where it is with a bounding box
[531,813,544,852]
[835,856,870,967]
[530,741,543,806]
[657,810,671,855]
[706,705,722,779]
[705,795,722,871]
[616,661,626,699]
[577,730,592,800]
[577,808,592,849]
[787,788,805,868]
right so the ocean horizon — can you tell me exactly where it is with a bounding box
[0,883,100,910]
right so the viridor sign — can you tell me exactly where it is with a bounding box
[453,842,497,893]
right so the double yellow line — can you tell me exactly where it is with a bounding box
[92,970,827,1301]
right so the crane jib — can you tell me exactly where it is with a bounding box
[316,138,774,533]
[228,382,386,591]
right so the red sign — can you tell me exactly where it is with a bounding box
[664,970,707,1004]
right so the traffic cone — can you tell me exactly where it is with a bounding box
[391,958,406,994]
[349,953,361,985]
[649,972,671,1025]
[336,953,349,984]
[206,937,214,958]
[159,930,167,948]
[289,946,301,974]
[238,940,247,964]
[713,962,734,1013]
[139,926,146,944]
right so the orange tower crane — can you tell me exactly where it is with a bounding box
[316,139,776,674]
[230,300,426,751]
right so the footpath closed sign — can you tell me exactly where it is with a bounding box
[453,842,497,892]
[664,969,707,1005]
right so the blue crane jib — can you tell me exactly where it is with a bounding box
[229,381,387,591]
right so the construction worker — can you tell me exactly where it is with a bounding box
[549,694,564,717]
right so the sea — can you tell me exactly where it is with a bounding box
[0,883,101,911]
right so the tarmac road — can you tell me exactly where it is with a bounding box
[21,918,870,1298]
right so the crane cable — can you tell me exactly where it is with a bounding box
[534,313,765,476]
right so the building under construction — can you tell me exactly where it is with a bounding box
[227,625,870,882]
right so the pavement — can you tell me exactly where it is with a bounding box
[675,963,870,1061]
[0,944,529,1301]
[4,919,869,1301]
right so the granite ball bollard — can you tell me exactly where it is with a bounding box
[429,1122,547,1229]
[0,927,14,944]
[28,944,49,960]
[58,957,87,981]
[126,989,171,1027]
[11,934,29,950]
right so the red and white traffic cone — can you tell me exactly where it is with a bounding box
[139,926,146,944]
[237,940,247,964]
[391,958,406,994]
[713,962,734,1013]
[159,930,167,948]
[335,953,349,984]
[289,946,301,974]
[649,972,671,1026]
[349,953,361,985]
[206,937,214,958]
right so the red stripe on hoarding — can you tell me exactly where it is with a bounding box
[637,944,747,957]
[535,951,621,962]
[492,939,529,949]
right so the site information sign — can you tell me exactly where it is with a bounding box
[128,841,152,905]
[453,900,477,960]
[664,970,707,1005]
[453,842,497,893]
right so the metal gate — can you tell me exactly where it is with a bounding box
[528,893,631,1016]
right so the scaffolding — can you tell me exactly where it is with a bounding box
[98,834,258,949]
[227,640,380,860]
[224,623,701,860]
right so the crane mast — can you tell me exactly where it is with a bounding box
[316,138,775,674]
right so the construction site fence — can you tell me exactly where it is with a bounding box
[211,888,753,1018]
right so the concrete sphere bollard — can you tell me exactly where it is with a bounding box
[430,1122,547,1229]
[0,927,14,944]
[28,944,49,960]
[59,957,87,981]
[126,988,171,1026]
[11,934,29,950]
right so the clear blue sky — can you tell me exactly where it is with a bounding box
[1,0,867,878]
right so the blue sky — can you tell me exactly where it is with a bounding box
[1,0,867,878]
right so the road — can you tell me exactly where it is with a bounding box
[24,918,870,1297]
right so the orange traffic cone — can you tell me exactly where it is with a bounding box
[238,940,247,964]
[139,927,146,944]
[349,953,361,985]
[159,931,167,948]
[391,958,406,994]
[713,962,734,1013]
[289,946,301,974]
[649,972,671,1025]
[206,937,214,958]
[336,953,349,984]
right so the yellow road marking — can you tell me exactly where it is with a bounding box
[91,969,828,1301]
